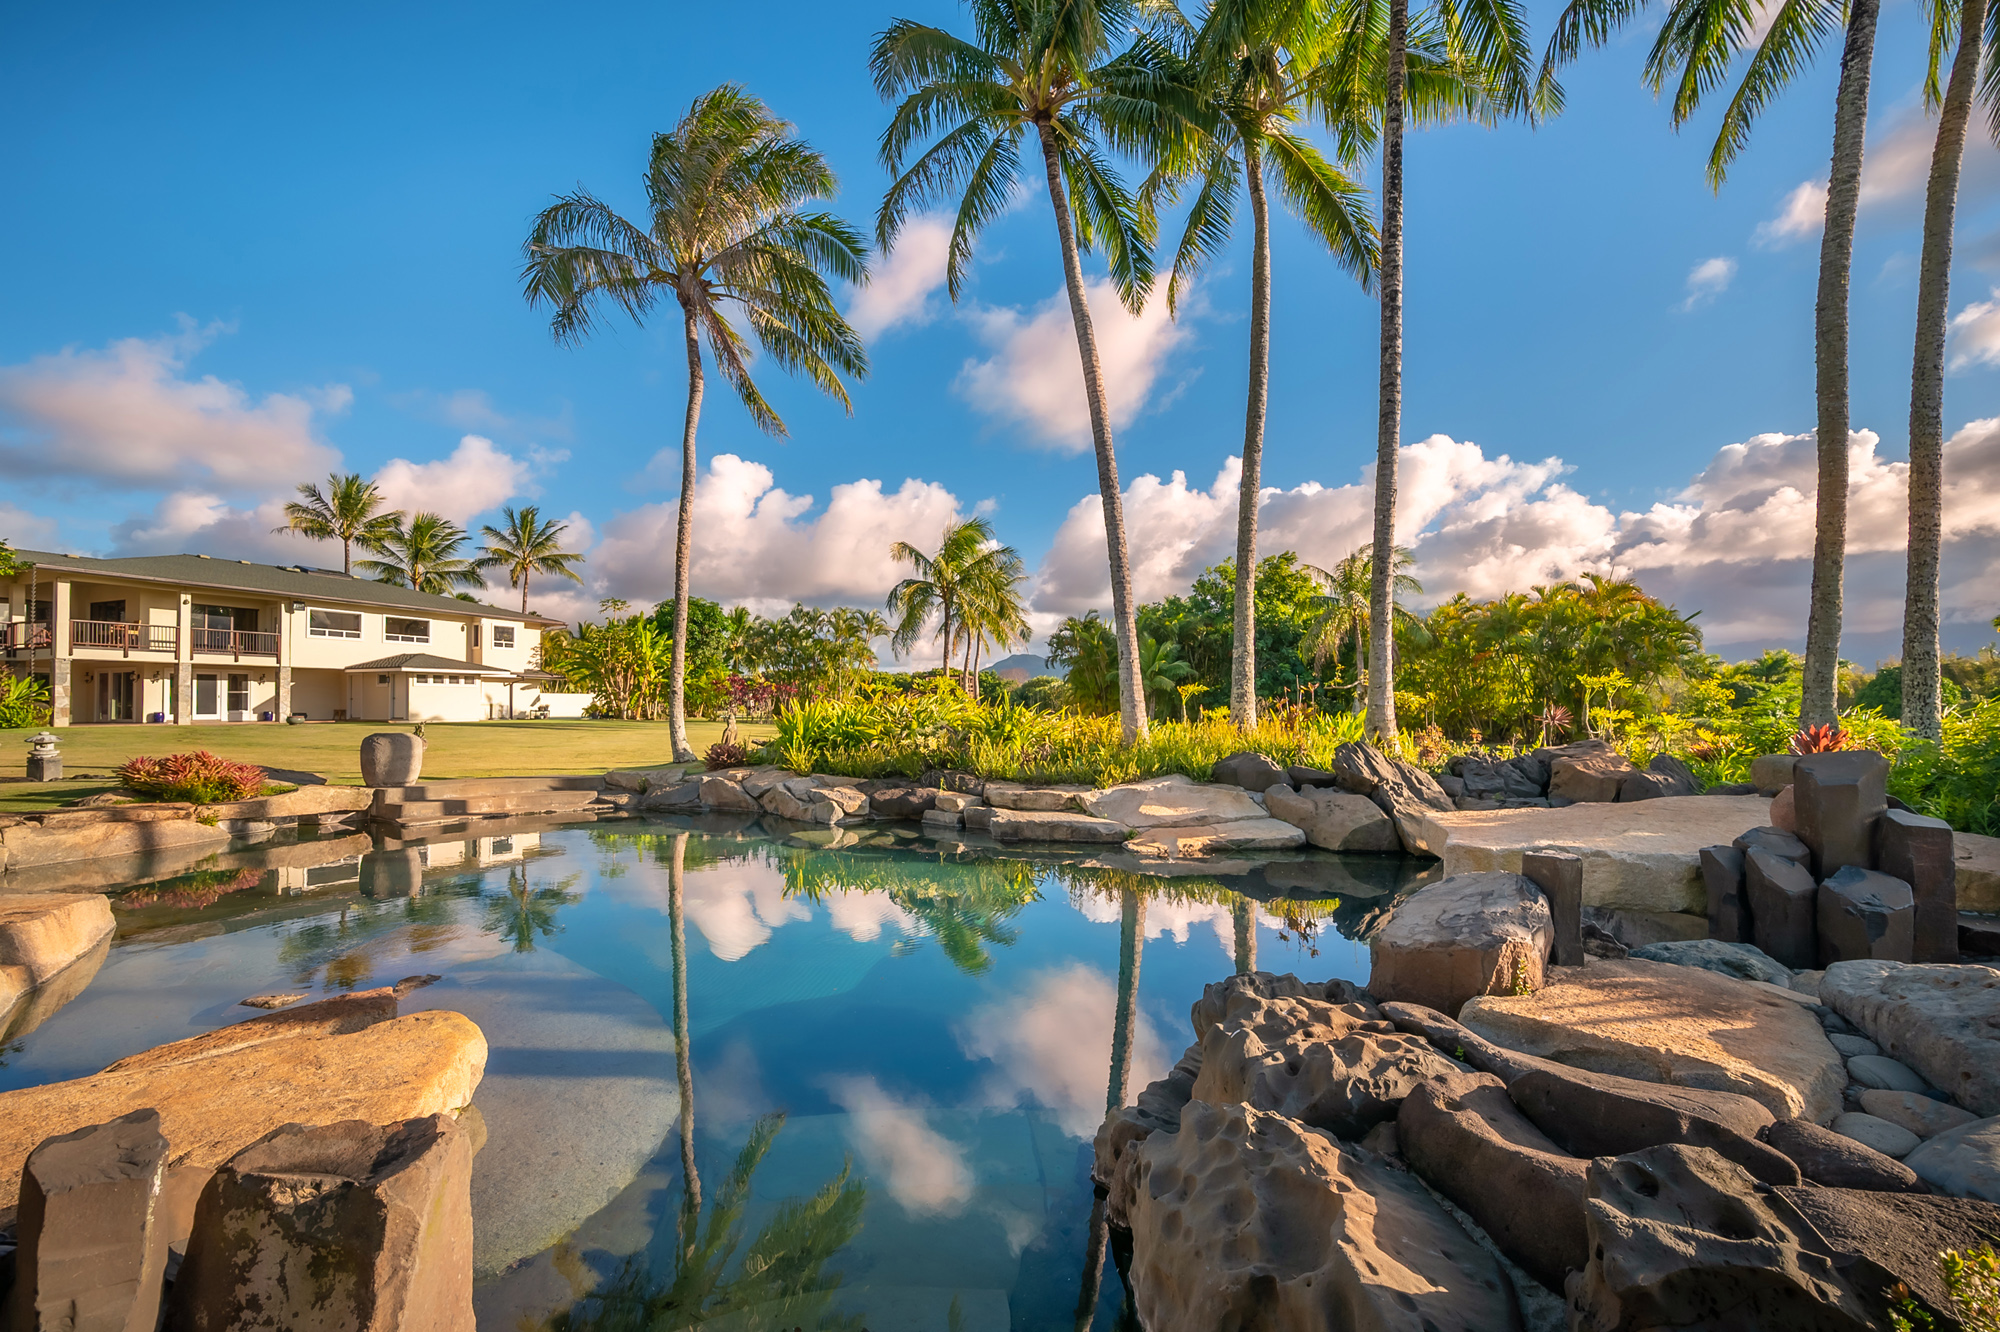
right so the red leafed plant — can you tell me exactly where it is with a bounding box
[117,751,268,804]
[704,739,753,768]
[1789,723,1850,756]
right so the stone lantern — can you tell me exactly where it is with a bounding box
[26,730,61,782]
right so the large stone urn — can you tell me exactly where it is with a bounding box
[359,732,425,787]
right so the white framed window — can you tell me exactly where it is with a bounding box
[385,617,429,643]
[308,608,362,638]
[491,625,516,649]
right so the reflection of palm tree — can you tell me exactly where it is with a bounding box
[669,833,700,1231]
[779,847,1040,976]
[482,867,582,953]
[1232,896,1257,976]
[1078,886,1148,1331]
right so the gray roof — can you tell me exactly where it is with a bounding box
[344,653,522,676]
[9,549,561,626]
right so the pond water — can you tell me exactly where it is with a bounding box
[1,816,1436,1331]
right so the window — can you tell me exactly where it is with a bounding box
[492,625,516,649]
[470,625,481,648]
[227,674,249,711]
[309,608,362,638]
[385,617,429,643]
[195,605,257,632]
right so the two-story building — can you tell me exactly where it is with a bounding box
[1,549,569,726]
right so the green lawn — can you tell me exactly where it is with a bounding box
[0,719,771,813]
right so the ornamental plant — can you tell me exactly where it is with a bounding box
[116,751,268,804]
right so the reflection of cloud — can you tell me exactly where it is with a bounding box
[1070,892,1272,957]
[696,1040,770,1132]
[821,890,914,943]
[957,963,1169,1138]
[825,1075,973,1216]
[594,857,807,961]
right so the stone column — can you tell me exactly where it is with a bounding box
[1746,847,1817,969]
[1522,850,1585,967]
[1699,845,1749,943]
[1876,809,1958,963]
[1794,750,1889,881]
[275,601,293,719]
[50,578,71,726]
[174,593,192,725]
[7,1109,172,1332]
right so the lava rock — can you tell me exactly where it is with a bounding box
[1760,1117,1928,1193]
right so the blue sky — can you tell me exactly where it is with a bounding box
[5,0,2000,662]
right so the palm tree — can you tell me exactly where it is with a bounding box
[522,85,869,763]
[476,505,586,614]
[1046,611,1121,714]
[1903,2,1990,741]
[873,0,1185,744]
[1137,633,1194,722]
[1147,2,1380,730]
[356,512,485,595]
[273,472,403,574]
[1542,0,1883,727]
[955,541,1030,693]
[1332,0,1540,741]
[1304,546,1420,711]
[886,517,1023,691]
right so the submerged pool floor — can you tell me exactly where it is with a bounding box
[2,818,1431,1331]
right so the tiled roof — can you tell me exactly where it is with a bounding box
[343,654,522,676]
[8,549,563,626]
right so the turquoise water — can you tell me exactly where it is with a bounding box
[1,817,1433,1331]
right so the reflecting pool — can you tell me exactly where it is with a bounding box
[0,816,1437,1331]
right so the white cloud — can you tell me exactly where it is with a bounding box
[372,435,535,524]
[1755,180,1828,247]
[108,491,326,563]
[1949,288,2000,368]
[0,322,345,490]
[847,216,954,340]
[955,279,1191,452]
[1681,256,1738,310]
[0,504,60,552]
[1752,102,2000,248]
[824,1075,974,1216]
[592,453,967,621]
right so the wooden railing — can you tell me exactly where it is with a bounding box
[70,620,178,654]
[192,627,279,658]
[2,623,53,654]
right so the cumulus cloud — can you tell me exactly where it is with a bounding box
[108,491,325,563]
[1681,257,1738,310]
[955,279,1191,452]
[1755,180,1829,247]
[0,321,345,490]
[593,453,968,618]
[1753,102,2000,248]
[0,504,60,552]
[1949,288,2000,369]
[848,215,954,340]
[372,435,537,524]
[825,1075,974,1215]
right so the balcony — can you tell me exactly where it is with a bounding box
[192,627,279,659]
[2,622,53,656]
[70,620,178,655]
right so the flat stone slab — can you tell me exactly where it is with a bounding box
[1903,1116,2000,1203]
[1459,956,1845,1122]
[1821,960,2000,1116]
[986,809,1128,844]
[0,817,234,871]
[1125,817,1306,857]
[1960,832,2000,913]
[1076,774,1267,829]
[1418,795,1772,914]
[0,892,115,986]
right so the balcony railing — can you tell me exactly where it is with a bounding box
[70,620,179,655]
[2,622,53,655]
[192,627,279,659]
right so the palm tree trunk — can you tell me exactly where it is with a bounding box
[1902,0,1983,742]
[1232,140,1273,731]
[1800,0,1882,726]
[1037,122,1147,744]
[670,304,704,760]
[1367,0,1409,744]
[520,568,530,615]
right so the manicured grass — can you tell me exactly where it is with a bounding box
[0,719,772,813]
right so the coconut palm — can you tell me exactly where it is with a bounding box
[1046,611,1121,714]
[355,513,485,595]
[1145,1,1380,730]
[1303,546,1420,711]
[1541,0,1886,727]
[273,472,403,574]
[475,505,586,614]
[522,85,869,762]
[886,518,1024,691]
[872,0,1188,743]
[955,542,1030,692]
[1137,633,1194,721]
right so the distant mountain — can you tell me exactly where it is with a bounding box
[990,653,1061,681]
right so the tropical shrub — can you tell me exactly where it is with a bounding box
[117,751,268,803]
[0,675,52,729]
[704,738,753,768]
[1889,696,2000,836]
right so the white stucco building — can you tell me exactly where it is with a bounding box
[1,548,571,726]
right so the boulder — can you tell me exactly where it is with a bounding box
[1507,1063,1796,1186]
[602,766,681,794]
[1378,1001,1553,1086]
[1210,751,1288,792]
[1077,773,1267,828]
[933,790,982,813]
[1328,741,1456,855]
[1629,938,1792,986]
[359,731,425,787]
[1287,763,1339,789]
[985,808,1128,843]
[1566,1145,1877,1332]
[921,808,962,833]
[1459,957,1845,1122]
[1752,752,1799,796]
[1817,866,1915,967]
[1967,913,2000,956]
[1093,1045,1202,1227]
[1820,959,2000,1115]
[1876,808,1959,964]
[1794,749,1889,880]
[638,781,702,811]
[1903,1115,2000,1203]
[1264,784,1401,853]
[1399,1069,1589,1293]
[1454,755,1548,804]
[1549,749,1635,804]
[1774,1186,2000,1329]
[1961,831,2000,913]
[0,816,233,871]
[981,780,1087,812]
[757,782,836,824]
[1190,970,1377,1042]
[0,894,115,1002]
[167,1115,473,1332]
[1622,754,1700,801]
[0,994,486,1193]
[1859,1088,1979,1139]
[917,768,985,796]
[867,785,937,819]
[1699,844,1750,943]
[1746,846,1818,970]
[1848,1053,1934,1094]
[1830,1111,1921,1158]
[738,767,797,799]
[1367,871,1553,1017]
[1762,1117,1927,1192]
[1420,795,1773,913]
[7,1109,171,1332]
[1127,1099,1524,1332]
[1126,817,1307,857]
[693,775,760,813]
[817,782,871,820]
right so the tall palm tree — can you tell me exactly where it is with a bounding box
[1904,0,1992,740]
[1304,546,1420,711]
[273,472,403,574]
[1543,0,1883,727]
[955,540,1030,692]
[356,512,485,595]
[886,517,1023,690]
[522,85,869,762]
[1147,1,1380,730]
[873,0,1185,743]
[476,505,586,614]
[1331,0,1540,742]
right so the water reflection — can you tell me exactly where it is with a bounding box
[483,865,584,953]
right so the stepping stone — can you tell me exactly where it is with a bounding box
[1859,1089,1979,1140]
[1848,1054,1933,1095]
[1831,1111,1921,1159]
[239,992,308,1010]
